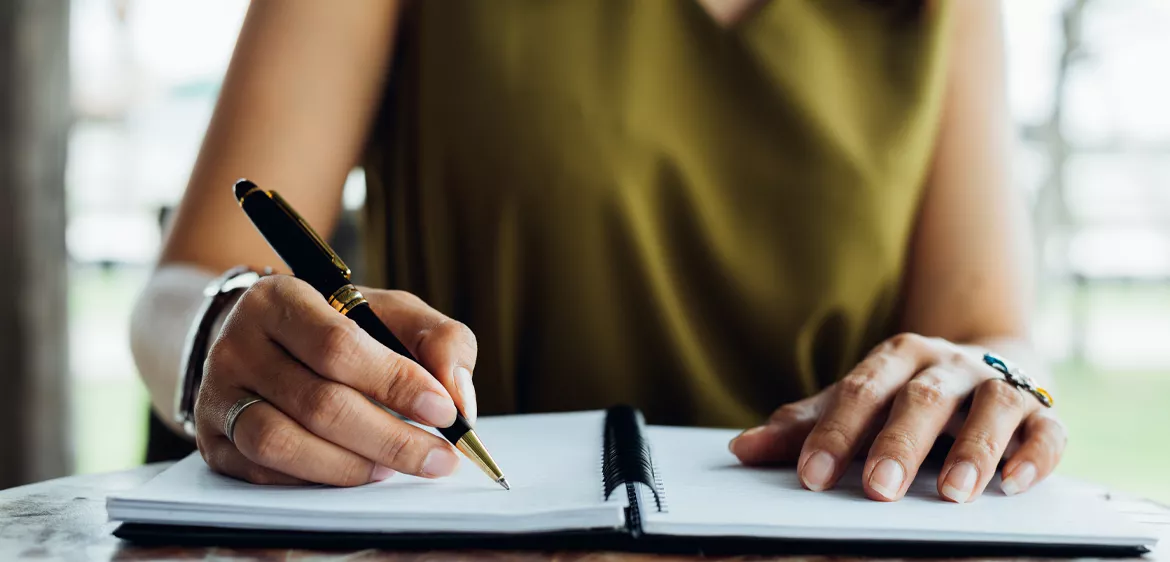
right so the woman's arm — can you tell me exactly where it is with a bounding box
[133,0,403,434]
[731,0,1066,503]
[133,1,480,487]
[899,0,1038,369]
[163,0,403,271]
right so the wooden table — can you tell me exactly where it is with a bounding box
[2,464,1169,561]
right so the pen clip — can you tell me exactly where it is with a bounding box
[269,191,352,279]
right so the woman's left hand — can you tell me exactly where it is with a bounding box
[729,333,1066,503]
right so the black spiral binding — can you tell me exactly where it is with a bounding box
[601,405,666,535]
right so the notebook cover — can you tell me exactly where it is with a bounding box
[111,521,1149,557]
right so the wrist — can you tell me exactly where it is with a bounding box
[174,266,270,437]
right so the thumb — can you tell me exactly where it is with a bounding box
[730,393,827,466]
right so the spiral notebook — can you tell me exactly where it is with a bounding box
[109,407,1157,555]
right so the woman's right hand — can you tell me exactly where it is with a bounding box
[194,275,479,486]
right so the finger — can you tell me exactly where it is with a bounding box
[731,393,826,465]
[797,334,934,492]
[253,351,461,478]
[198,434,309,486]
[241,276,457,428]
[1000,410,1067,496]
[224,389,388,487]
[938,378,1031,503]
[862,366,978,501]
[197,351,400,484]
[364,289,479,423]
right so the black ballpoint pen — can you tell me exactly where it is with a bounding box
[233,179,510,490]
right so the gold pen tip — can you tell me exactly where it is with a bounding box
[497,477,511,491]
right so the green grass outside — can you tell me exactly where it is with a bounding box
[73,378,149,475]
[1052,363,1170,503]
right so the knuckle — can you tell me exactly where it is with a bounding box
[455,321,478,353]
[956,428,1002,461]
[1045,416,1069,446]
[1034,415,1069,452]
[887,332,926,353]
[837,373,883,404]
[303,383,353,431]
[194,383,226,434]
[376,427,417,469]
[413,315,450,350]
[418,319,478,360]
[432,319,464,344]
[253,276,313,324]
[197,439,220,469]
[246,274,283,303]
[929,336,951,349]
[377,355,415,405]
[940,349,968,367]
[768,403,807,425]
[335,458,373,487]
[387,289,424,307]
[1032,433,1060,459]
[244,466,280,485]
[253,422,302,467]
[872,427,921,457]
[810,418,856,452]
[981,379,1026,411]
[318,321,360,366]
[193,390,215,431]
[204,338,239,378]
[902,376,948,409]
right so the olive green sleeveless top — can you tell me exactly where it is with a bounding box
[363,1,952,427]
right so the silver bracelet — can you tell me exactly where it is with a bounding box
[174,266,268,437]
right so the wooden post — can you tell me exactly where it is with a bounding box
[0,0,72,488]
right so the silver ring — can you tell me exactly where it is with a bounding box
[224,395,266,444]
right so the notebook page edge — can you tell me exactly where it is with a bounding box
[108,502,628,534]
[640,520,1155,547]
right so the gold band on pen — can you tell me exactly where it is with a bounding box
[327,284,367,315]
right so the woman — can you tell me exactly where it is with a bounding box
[131,0,1065,504]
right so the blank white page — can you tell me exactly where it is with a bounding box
[642,426,1155,548]
[109,411,627,533]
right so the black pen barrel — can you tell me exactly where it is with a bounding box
[236,185,343,294]
[344,301,413,362]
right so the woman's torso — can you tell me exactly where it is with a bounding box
[363,0,951,427]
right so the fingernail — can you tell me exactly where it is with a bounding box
[1001,462,1036,496]
[413,391,457,427]
[729,425,768,455]
[801,451,836,492]
[942,461,979,503]
[454,366,477,424]
[370,465,395,482]
[869,458,905,500]
[421,447,460,477]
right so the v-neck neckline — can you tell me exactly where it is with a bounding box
[692,0,775,30]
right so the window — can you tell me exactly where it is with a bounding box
[67,0,1170,503]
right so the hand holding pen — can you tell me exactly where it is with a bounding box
[191,180,507,488]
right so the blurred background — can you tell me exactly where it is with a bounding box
[1,0,1167,500]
